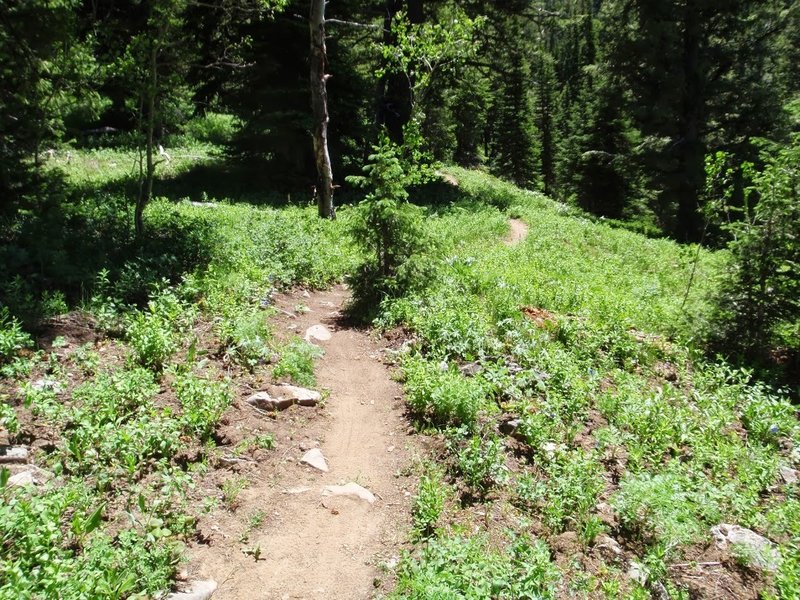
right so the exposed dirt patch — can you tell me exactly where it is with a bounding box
[504,218,530,246]
[183,285,418,599]
[35,311,99,351]
[521,306,557,328]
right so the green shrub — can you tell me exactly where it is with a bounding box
[184,112,240,145]
[412,466,448,539]
[613,468,716,550]
[403,357,490,429]
[540,450,605,534]
[47,369,181,479]
[272,338,323,387]
[451,430,508,500]
[346,137,438,318]
[0,308,32,364]
[392,533,559,599]
[173,371,232,441]
[708,139,800,368]
[219,308,273,369]
[126,286,195,371]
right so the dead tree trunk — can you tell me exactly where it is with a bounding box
[309,0,335,219]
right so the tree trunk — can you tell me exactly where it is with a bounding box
[309,0,334,219]
[676,0,705,243]
[136,39,158,239]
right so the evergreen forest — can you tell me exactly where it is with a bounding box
[1,1,799,598]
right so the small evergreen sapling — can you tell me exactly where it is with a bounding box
[346,135,437,317]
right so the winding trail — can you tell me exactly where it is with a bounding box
[188,286,415,599]
[504,218,530,246]
[185,220,527,599]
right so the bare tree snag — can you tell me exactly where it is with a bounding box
[309,0,335,219]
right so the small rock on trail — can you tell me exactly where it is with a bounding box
[300,448,329,472]
[305,324,332,342]
[246,385,322,411]
[166,580,217,600]
[321,482,376,505]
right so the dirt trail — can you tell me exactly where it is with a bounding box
[504,218,529,246]
[187,286,415,599]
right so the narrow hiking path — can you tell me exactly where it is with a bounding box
[186,285,416,600]
[182,221,528,599]
[504,218,530,246]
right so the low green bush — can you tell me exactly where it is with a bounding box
[272,338,323,387]
[391,533,559,599]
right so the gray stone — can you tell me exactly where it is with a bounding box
[246,392,294,411]
[278,385,322,406]
[300,448,329,472]
[780,466,798,485]
[499,418,522,436]
[594,534,623,561]
[0,446,29,464]
[711,524,782,571]
[628,561,649,586]
[247,385,322,411]
[652,582,669,600]
[166,580,218,600]
[304,324,332,342]
[459,362,482,377]
[32,379,64,394]
[321,482,376,505]
[277,384,322,407]
[8,471,35,487]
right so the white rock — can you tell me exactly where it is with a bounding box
[0,446,29,464]
[32,379,64,394]
[711,524,782,571]
[283,486,312,495]
[300,448,329,472]
[594,534,623,560]
[8,471,36,487]
[277,384,322,406]
[304,324,332,342]
[166,580,218,600]
[321,482,376,505]
[542,442,559,458]
[246,392,294,411]
[628,561,649,586]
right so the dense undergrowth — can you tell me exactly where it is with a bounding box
[381,168,799,599]
[1,143,799,599]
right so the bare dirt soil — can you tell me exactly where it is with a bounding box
[504,218,530,246]
[184,285,418,600]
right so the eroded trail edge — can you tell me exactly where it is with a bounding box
[187,286,415,600]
